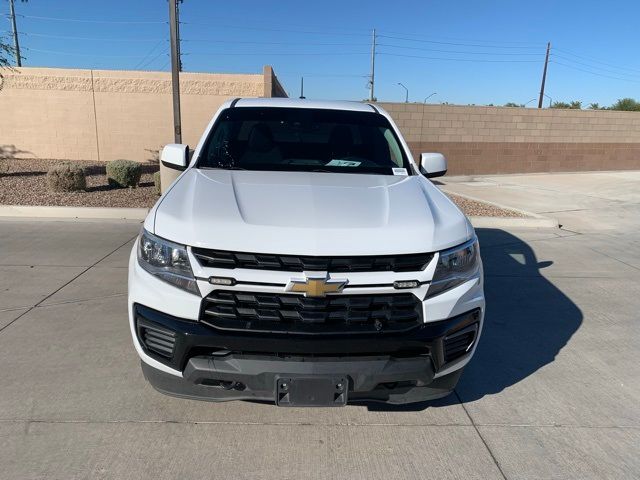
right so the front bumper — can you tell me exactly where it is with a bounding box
[128,240,485,405]
[134,303,479,404]
[142,356,464,405]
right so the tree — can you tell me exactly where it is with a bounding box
[0,38,16,71]
[588,103,605,110]
[551,100,582,109]
[1,0,28,77]
[504,102,524,107]
[609,98,640,111]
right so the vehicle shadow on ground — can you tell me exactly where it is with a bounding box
[363,228,583,412]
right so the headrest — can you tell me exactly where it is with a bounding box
[247,123,275,152]
[329,125,354,149]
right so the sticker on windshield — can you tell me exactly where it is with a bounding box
[326,159,361,167]
[392,168,408,176]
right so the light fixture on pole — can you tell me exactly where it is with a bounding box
[424,92,437,103]
[397,83,409,103]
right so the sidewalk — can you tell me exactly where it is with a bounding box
[439,171,640,233]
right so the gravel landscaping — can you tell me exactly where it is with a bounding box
[0,159,159,208]
[446,192,526,217]
[0,159,525,216]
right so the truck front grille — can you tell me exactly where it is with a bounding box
[191,248,433,273]
[200,291,423,335]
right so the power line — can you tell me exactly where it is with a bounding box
[24,47,151,58]
[134,39,167,69]
[180,21,369,37]
[277,72,369,77]
[553,48,640,75]
[378,43,546,56]
[377,52,541,63]
[552,54,640,79]
[17,14,166,24]
[377,30,543,46]
[550,60,640,84]
[16,31,164,42]
[377,33,543,49]
[183,38,368,47]
[185,51,369,57]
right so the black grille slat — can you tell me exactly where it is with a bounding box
[443,329,477,363]
[139,322,177,358]
[192,248,432,273]
[201,291,422,335]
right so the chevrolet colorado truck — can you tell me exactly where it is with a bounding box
[128,98,484,406]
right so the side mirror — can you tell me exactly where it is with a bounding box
[419,152,447,178]
[161,144,189,171]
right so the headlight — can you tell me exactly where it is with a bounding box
[428,238,480,298]
[137,230,200,295]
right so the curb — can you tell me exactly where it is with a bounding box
[0,205,149,220]
[442,190,559,228]
[468,216,559,229]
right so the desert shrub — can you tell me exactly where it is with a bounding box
[153,171,161,196]
[106,159,141,188]
[46,163,86,192]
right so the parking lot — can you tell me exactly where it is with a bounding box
[1,172,639,479]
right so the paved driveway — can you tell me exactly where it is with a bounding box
[1,175,639,479]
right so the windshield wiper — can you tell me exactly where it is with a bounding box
[201,165,247,171]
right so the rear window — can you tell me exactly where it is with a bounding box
[197,107,410,175]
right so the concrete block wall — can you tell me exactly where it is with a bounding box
[379,102,640,175]
[0,67,271,163]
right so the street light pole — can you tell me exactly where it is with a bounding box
[397,82,408,103]
[543,94,553,108]
[424,92,437,103]
[168,0,182,143]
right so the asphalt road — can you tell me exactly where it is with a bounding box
[1,173,639,479]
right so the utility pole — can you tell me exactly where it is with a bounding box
[175,0,182,72]
[537,42,551,108]
[9,0,21,66]
[369,28,376,102]
[168,0,182,143]
[299,77,305,99]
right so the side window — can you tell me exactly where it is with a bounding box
[382,128,403,167]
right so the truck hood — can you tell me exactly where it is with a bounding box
[151,169,472,256]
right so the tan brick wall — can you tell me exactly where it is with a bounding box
[0,67,267,162]
[378,102,640,174]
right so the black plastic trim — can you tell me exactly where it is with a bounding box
[134,303,480,373]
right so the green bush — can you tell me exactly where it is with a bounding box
[106,159,141,188]
[153,171,161,196]
[46,163,86,192]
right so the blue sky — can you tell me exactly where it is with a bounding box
[3,0,640,106]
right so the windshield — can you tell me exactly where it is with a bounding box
[196,107,410,175]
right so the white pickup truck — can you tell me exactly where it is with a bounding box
[128,98,484,406]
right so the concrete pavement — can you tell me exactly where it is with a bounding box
[0,177,639,479]
[439,170,640,233]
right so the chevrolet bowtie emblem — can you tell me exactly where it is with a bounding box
[286,273,348,298]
